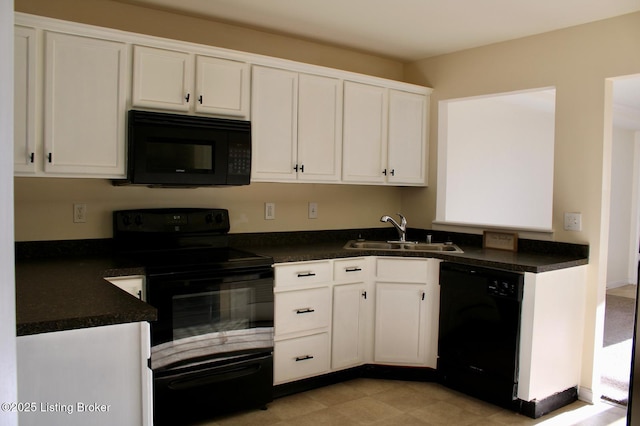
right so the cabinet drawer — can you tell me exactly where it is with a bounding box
[274,333,330,384]
[275,287,330,335]
[334,258,368,282]
[275,261,332,288]
[376,258,429,282]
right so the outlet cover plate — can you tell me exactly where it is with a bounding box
[564,212,582,231]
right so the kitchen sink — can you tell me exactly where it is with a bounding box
[344,240,463,253]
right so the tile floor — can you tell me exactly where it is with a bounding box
[195,378,627,426]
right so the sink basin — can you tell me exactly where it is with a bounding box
[344,240,463,253]
[347,241,404,250]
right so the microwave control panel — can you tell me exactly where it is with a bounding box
[228,142,251,176]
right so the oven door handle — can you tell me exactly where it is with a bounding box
[165,362,263,391]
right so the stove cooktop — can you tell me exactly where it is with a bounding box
[113,208,273,274]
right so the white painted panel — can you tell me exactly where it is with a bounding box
[518,266,586,401]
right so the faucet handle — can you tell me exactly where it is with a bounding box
[397,213,407,227]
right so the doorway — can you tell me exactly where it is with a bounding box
[603,74,640,405]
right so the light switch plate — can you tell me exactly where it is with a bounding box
[564,212,582,231]
[265,202,275,220]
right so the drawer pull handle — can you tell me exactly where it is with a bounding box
[345,267,362,272]
[295,355,314,362]
[297,272,316,278]
[296,308,315,314]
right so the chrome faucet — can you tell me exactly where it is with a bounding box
[380,213,407,242]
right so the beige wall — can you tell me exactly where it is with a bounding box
[403,12,640,398]
[14,178,401,240]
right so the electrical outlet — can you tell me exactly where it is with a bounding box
[564,212,582,231]
[308,202,318,219]
[265,202,275,220]
[73,203,87,223]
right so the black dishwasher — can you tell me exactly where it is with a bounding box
[438,262,524,408]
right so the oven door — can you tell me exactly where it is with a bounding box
[147,265,274,371]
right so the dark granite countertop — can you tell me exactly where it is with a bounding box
[14,229,588,336]
[237,241,588,273]
[15,256,155,336]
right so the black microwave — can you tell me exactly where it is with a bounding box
[115,110,252,187]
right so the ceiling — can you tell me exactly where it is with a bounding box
[122,0,640,124]
[122,0,640,61]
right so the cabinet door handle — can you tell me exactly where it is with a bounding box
[185,93,190,102]
[345,267,362,272]
[295,355,314,362]
[382,169,387,176]
[421,291,425,301]
[198,95,203,104]
[362,291,367,299]
[296,308,315,314]
[390,169,395,176]
[137,290,142,300]
[29,153,34,163]
[297,272,316,278]
[47,153,52,163]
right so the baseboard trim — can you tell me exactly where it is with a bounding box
[519,386,578,419]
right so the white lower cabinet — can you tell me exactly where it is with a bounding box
[274,256,439,385]
[331,258,370,370]
[105,275,145,300]
[17,322,152,426]
[273,260,332,385]
[274,333,331,385]
[374,257,440,367]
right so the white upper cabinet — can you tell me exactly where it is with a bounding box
[14,13,431,184]
[296,73,342,182]
[14,26,37,174]
[251,66,342,183]
[343,81,429,186]
[342,81,387,184]
[251,66,298,181]
[195,55,250,117]
[132,45,192,112]
[44,31,127,177]
[387,89,428,185]
[132,45,250,118]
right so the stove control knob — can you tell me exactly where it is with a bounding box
[205,214,213,224]
[134,215,143,226]
[215,213,224,224]
[122,215,131,227]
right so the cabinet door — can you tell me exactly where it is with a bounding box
[332,282,367,370]
[387,89,427,185]
[342,81,387,184]
[17,323,152,426]
[297,73,342,182]
[195,55,250,118]
[374,282,426,365]
[14,26,37,174]
[132,45,192,111]
[105,276,145,301]
[251,66,298,181]
[44,32,126,177]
